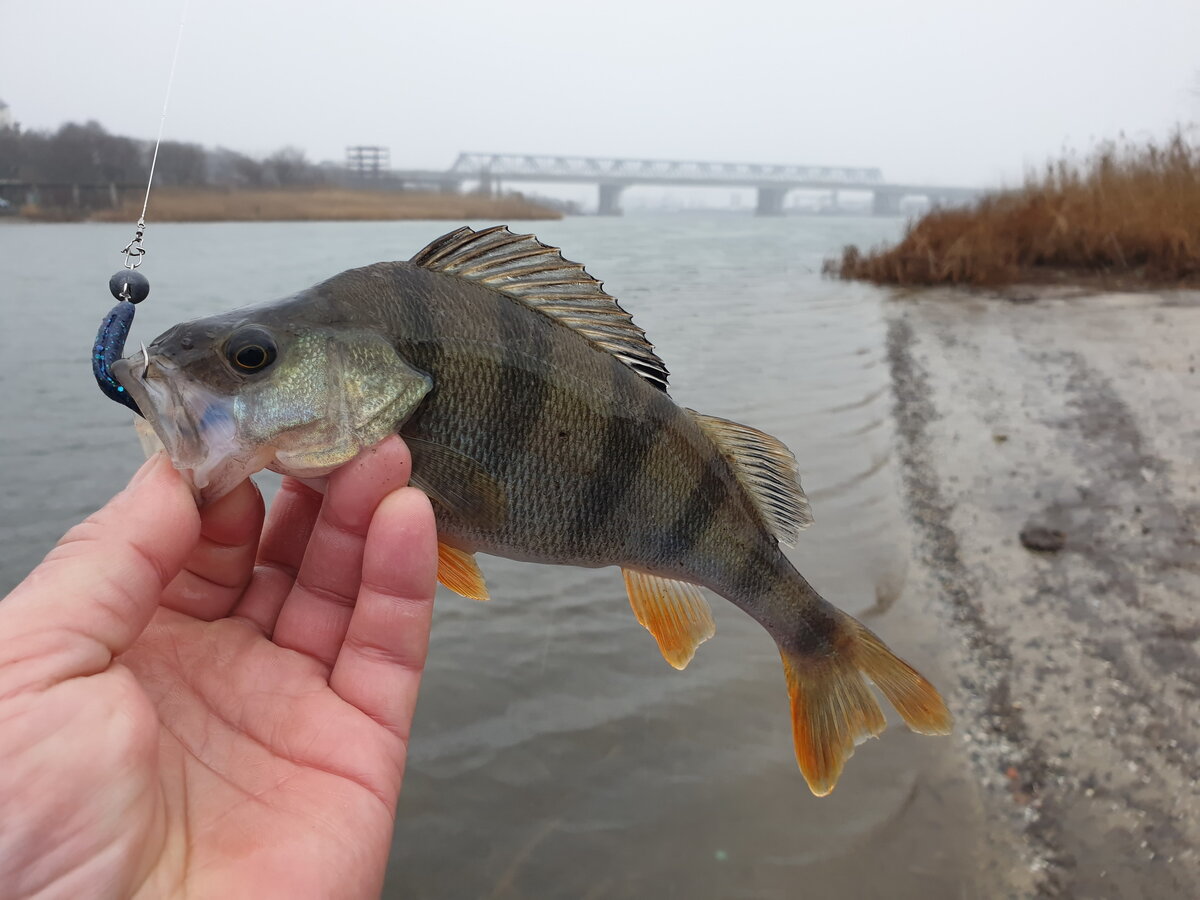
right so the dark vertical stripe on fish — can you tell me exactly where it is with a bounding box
[570,355,659,544]
[491,299,551,456]
[651,453,730,566]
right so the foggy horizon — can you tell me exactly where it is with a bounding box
[3,0,1198,193]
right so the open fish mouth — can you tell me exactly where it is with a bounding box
[111,355,273,504]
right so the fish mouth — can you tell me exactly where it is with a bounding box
[112,355,274,504]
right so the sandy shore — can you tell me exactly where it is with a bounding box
[886,287,1200,897]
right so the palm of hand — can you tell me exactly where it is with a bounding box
[0,440,435,899]
[134,613,406,897]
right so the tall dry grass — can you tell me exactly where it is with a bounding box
[828,132,1200,287]
[83,187,562,223]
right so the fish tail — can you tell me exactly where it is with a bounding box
[776,603,952,796]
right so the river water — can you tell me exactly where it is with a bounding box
[0,216,982,898]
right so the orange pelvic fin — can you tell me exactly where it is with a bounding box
[780,620,951,796]
[437,543,489,601]
[622,568,716,670]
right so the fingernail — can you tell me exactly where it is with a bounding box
[129,451,164,488]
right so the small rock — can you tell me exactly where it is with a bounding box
[1020,525,1067,552]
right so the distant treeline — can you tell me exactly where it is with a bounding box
[0,120,328,188]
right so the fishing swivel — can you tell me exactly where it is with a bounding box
[110,217,151,303]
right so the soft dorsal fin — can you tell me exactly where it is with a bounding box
[410,226,670,391]
[622,568,716,670]
[688,411,813,547]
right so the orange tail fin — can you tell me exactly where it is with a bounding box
[779,619,952,796]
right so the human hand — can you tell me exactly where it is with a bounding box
[0,436,437,899]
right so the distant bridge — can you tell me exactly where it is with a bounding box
[386,151,980,216]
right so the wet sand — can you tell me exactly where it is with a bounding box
[886,288,1200,898]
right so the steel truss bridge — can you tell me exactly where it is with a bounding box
[381,151,979,216]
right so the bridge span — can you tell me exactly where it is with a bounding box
[387,152,980,216]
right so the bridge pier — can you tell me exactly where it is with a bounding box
[755,186,788,216]
[438,178,461,194]
[597,183,626,216]
[871,188,903,216]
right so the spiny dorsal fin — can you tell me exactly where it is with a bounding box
[688,411,813,547]
[437,542,489,601]
[622,568,716,670]
[410,226,670,391]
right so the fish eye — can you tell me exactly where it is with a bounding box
[225,327,277,373]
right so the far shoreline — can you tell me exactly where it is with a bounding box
[12,186,566,224]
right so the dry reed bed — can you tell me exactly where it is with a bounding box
[81,187,562,222]
[827,133,1200,287]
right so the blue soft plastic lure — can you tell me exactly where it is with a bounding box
[93,300,142,416]
[94,268,150,416]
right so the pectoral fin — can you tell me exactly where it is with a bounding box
[437,543,489,601]
[622,569,716,670]
[407,438,508,530]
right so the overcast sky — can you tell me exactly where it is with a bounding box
[3,0,1198,189]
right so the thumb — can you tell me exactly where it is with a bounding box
[0,453,200,691]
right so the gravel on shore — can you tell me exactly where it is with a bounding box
[885,287,1200,898]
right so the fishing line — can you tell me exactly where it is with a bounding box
[94,0,190,415]
[121,0,189,276]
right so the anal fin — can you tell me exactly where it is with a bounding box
[437,543,489,601]
[622,569,716,670]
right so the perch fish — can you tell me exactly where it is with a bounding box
[111,226,952,794]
